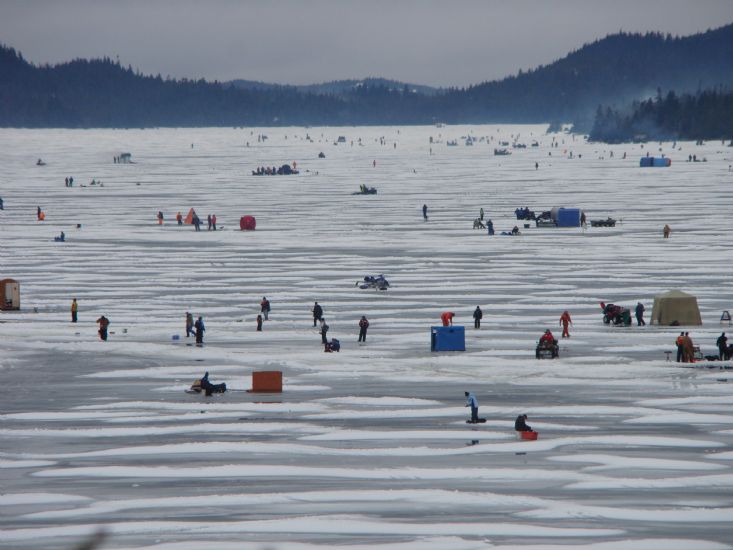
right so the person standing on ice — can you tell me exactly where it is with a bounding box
[207,214,212,231]
[256,314,263,332]
[157,211,164,225]
[479,207,484,221]
[358,315,369,342]
[96,315,109,341]
[487,219,494,235]
[71,298,78,323]
[194,316,205,345]
[635,302,646,326]
[211,214,217,231]
[185,312,194,338]
[559,310,572,338]
[717,333,728,360]
[320,318,329,344]
[675,332,685,362]
[312,302,323,327]
[422,204,428,220]
[473,306,483,329]
[682,332,695,363]
[260,297,271,320]
[465,392,479,423]
[663,224,671,238]
[176,211,183,225]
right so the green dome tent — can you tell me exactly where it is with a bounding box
[650,290,702,326]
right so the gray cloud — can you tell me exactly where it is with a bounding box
[1,0,731,87]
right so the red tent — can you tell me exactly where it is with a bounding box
[184,208,196,224]
[240,215,256,230]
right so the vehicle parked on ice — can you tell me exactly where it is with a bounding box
[353,184,377,195]
[356,274,390,290]
[535,330,559,359]
[600,302,632,326]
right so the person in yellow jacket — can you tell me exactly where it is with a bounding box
[71,298,78,323]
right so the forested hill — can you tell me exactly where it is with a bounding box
[434,23,733,128]
[1,23,732,128]
[590,90,733,143]
[228,77,440,96]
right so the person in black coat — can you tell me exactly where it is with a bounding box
[194,316,205,344]
[718,333,728,360]
[358,315,369,342]
[635,302,646,326]
[515,414,532,432]
[473,306,483,329]
[320,318,329,344]
[312,302,323,327]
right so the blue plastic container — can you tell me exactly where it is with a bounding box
[431,326,465,351]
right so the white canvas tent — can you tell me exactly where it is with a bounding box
[650,290,702,326]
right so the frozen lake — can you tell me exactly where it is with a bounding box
[1,125,732,550]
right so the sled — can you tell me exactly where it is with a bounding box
[466,418,487,424]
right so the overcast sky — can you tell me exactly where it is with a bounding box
[2,0,731,87]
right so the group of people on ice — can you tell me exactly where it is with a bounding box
[157,210,216,231]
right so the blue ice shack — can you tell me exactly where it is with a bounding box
[431,326,465,351]
[640,157,671,167]
[556,208,581,227]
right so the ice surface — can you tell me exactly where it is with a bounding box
[1,125,732,549]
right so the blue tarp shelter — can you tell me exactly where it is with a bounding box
[431,326,465,351]
[640,157,671,167]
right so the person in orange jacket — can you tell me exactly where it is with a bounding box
[559,310,572,338]
[441,311,455,326]
[176,212,183,225]
[675,332,685,362]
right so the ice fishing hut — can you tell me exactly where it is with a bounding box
[550,207,582,227]
[650,290,702,326]
[640,157,671,167]
[0,279,20,310]
[119,153,132,164]
[431,326,465,352]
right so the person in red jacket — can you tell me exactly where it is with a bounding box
[540,329,555,344]
[212,214,217,231]
[358,315,369,342]
[559,310,572,338]
[441,311,455,326]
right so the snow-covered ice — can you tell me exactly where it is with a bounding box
[1,125,732,549]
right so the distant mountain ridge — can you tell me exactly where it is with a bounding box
[1,23,731,127]
[228,77,440,96]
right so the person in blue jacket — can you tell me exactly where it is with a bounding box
[465,391,479,423]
